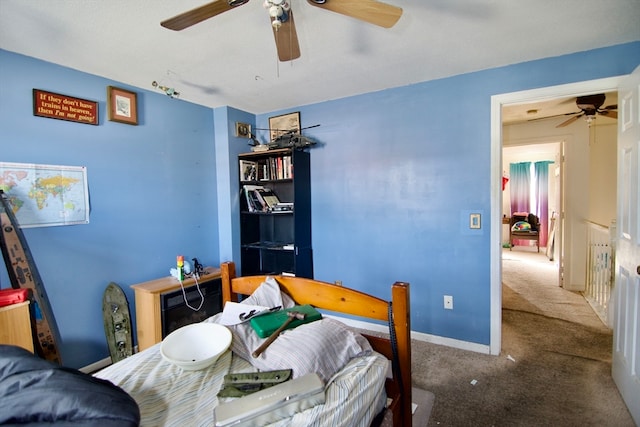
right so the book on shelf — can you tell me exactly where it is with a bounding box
[256,187,280,209]
[242,185,281,212]
[242,185,263,212]
[239,160,258,182]
[272,202,293,212]
[249,190,265,212]
[249,154,293,181]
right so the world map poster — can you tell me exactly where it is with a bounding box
[0,162,89,228]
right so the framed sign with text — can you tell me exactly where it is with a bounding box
[33,89,98,125]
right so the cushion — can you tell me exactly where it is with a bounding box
[239,276,296,309]
[511,221,532,232]
[217,278,372,383]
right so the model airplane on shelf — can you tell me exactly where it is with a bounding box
[250,124,320,151]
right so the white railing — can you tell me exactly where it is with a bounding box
[584,221,615,327]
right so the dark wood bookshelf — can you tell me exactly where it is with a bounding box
[238,148,313,278]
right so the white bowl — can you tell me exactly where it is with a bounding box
[160,323,232,371]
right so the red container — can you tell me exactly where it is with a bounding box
[0,288,29,307]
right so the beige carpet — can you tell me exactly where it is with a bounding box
[501,248,606,329]
[407,247,635,426]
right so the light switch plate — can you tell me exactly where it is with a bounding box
[470,213,481,229]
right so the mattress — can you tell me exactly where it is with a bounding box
[95,316,388,427]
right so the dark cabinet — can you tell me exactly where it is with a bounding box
[238,148,312,278]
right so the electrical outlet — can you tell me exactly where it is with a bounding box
[444,295,453,310]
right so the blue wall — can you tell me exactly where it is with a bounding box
[0,51,222,367]
[254,42,640,343]
[1,42,639,368]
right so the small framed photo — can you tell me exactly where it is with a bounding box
[107,86,138,125]
[268,112,300,142]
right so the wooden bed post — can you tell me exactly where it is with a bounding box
[392,282,412,427]
[220,261,237,304]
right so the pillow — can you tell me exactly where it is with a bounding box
[231,317,371,383]
[511,221,531,231]
[240,276,296,309]
[217,278,372,383]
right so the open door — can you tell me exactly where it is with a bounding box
[612,65,640,425]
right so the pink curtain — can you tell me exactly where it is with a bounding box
[509,161,553,248]
[534,161,553,247]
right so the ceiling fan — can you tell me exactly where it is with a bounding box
[554,93,618,128]
[160,0,403,62]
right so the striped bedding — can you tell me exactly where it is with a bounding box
[95,318,388,427]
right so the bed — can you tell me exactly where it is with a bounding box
[94,261,413,427]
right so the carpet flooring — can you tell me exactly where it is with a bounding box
[409,247,635,426]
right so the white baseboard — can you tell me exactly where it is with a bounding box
[327,314,492,355]
[80,356,112,374]
[80,346,139,374]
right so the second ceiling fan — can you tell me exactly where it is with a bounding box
[161,0,403,61]
[555,93,617,128]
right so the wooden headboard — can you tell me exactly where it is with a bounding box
[220,261,412,427]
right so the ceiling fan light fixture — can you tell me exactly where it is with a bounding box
[585,115,596,127]
[269,5,282,17]
[271,17,282,29]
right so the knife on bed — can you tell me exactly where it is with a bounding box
[238,306,282,322]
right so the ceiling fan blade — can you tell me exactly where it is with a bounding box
[307,0,402,28]
[272,10,301,61]
[599,110,618,119]
[527,111,579,123]
[556,114,583,128]
[161,1,244,31]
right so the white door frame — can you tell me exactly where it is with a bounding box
[490,76,625,355]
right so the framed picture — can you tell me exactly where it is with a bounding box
[268,112,300,142]
[107,86,138,125]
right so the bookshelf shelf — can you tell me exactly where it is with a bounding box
[238,148,313,278]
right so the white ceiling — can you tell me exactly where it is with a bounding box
[0,1,638,115]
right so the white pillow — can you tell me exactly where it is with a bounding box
[218,278,372,383]
[240,276,296,309]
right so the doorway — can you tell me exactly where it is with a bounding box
[501,140,561,303]
[489,76,624,355]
